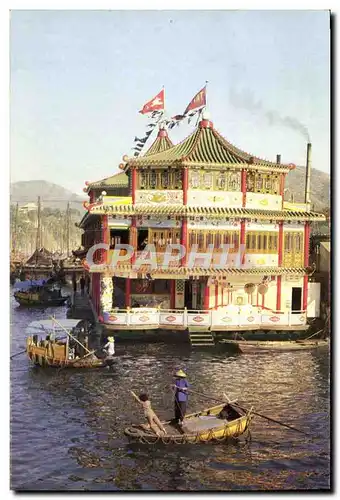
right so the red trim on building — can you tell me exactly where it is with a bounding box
[125,278,131,308]
[204,281,210,310]
[131,168,137,204]
[183,168,188,205]
[102,215,109,264]
[181,218,188,266]
[241,169,247,207]
[303,222,311,310]
[278,222,284,266]
[130,216,137,264]
[170,280,176,309]
[240,220,246,265]
[280,175,285,209]
[276,275,282,311]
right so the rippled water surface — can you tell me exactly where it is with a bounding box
[10,295,331,491]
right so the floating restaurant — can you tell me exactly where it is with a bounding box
[79,108,325,342]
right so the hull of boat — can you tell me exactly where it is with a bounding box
[14,292,68,307]
[223,339,329,353]
[26,339,104,368]
[124,403,252,444]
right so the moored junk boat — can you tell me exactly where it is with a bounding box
[124,402,252,444]
[25,319,104,368]
[14,279,69,307]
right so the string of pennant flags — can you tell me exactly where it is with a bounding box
[132,85,207,157]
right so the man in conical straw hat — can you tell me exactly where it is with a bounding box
[173,369,189,426]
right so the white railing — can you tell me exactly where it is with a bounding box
[102,308,307,328]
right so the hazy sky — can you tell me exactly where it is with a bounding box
[10,10,330,194]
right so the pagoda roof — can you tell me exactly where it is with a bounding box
[86,172,129,191]
[127,119,295,173]
[86,201,326,222]
[143,128,173,156]
[85,129,173,190]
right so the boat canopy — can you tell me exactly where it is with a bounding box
[26,319,84,336]
[14,279,48,291]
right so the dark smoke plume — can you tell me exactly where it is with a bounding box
[229,88,310,142]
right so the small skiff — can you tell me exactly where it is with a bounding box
[124,402,252,444]
[223,339,329,354]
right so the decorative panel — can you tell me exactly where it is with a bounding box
[245,193,282,210]
[187,190,242,207]
[136,216,181,228]
[135,190,183,205]
[188,218,240,230]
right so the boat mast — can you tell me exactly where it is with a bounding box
[66,201,70,257]
[12,202,19,255]
[36,196,41,251]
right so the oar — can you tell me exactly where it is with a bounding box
[10,348,26,359]
[232,401,310,436]
[187,388,310,436]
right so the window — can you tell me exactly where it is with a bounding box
[229,172,241,191]
[188,231,239,253]
[173,169,182,189]
[149,171,157,189]
[190,171,200,189]
[216,172,226,190]
[246,231,278,254]
[161,171,169,189]
[246,172,281,195]
[139,171,148,189]
[203,172,213,190]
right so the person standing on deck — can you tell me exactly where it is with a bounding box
[85,274,91,294]
[173,370,189,425]
[103,336,115,357]
[80,275,85,296]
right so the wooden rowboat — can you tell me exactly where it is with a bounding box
[124,402,252,444]
[221,339,329,354]
[25,319,105,369]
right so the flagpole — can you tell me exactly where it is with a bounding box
[205,80,209,114]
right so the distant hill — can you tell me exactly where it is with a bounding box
[10,180,84,211]
[284,166,330,212]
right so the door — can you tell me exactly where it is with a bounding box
[291,287,302,313]
[184,281,193,310]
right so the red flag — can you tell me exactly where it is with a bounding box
[184,86,206,114]
[139,89,165,114]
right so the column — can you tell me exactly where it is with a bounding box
[215,284,219,309]
[204,280,210,310]
[241,169,247,207]
[303,222,311,311]
[131,168,137,204]
[125,278,131,308]
[102,215,110,265]
[170,280,176,309]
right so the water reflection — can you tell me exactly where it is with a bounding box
[10,293,330,491]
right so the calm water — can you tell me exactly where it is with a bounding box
[10,294,331,491]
